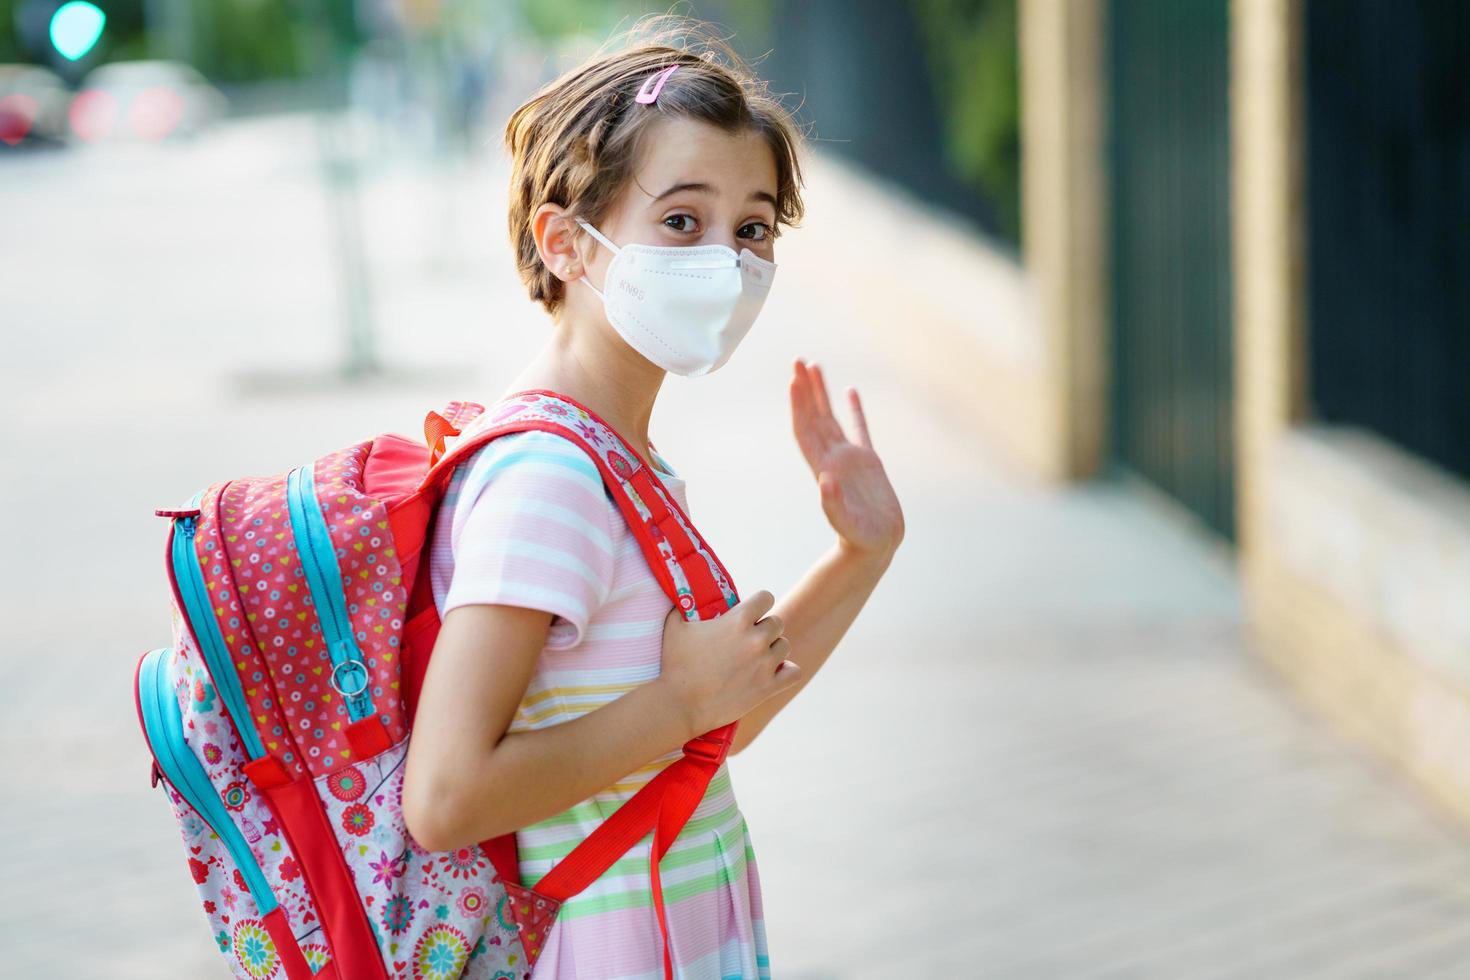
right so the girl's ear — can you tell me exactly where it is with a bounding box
[531,204,584,284]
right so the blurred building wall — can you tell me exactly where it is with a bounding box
[1012,0,1470,828]
[1236,0,1470,829]
[1018,0,1106,480]
[848,0,1103,481]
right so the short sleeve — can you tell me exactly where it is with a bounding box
[441,430,617,649]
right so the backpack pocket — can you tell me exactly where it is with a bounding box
[136,646,328,978]
[310,739,523,979]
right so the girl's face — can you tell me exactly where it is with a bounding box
[575,114,780,290]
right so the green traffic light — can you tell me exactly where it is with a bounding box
[50,2,106,62]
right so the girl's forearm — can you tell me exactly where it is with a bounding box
[437,677,692,847]
[731,539,893,753]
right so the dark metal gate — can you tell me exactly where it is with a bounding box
[1107,0,1235,539]
[1306,0,1470,479]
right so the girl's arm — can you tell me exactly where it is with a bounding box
[403,591,799,851]
[404,603,684,851]
[730,540,892,753]
[731,360,906,754]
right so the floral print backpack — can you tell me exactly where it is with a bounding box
[134,391,742,980]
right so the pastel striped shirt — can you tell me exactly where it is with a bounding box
[427,428,770,980]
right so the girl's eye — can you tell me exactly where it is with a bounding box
[738,221,772,242]
[663,214,697,233]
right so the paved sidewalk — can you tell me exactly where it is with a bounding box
[4,117,1470,978]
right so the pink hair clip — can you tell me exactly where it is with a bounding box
[635,65,680,104]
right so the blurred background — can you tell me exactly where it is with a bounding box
[4,0,1470,976]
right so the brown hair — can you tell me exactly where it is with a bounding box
[505,15,806,314]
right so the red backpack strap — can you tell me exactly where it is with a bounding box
[394,401,486,720]
[420,390,739,977]
[423,392,739,626]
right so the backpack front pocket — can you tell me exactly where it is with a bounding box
[286,465,377,727]
[136,646,327,978]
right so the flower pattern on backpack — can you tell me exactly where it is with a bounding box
[318,741,521,977]
[156,638,329,979]
[232,919,279,978]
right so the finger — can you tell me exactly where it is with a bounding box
[756,614,784,642]
[848,387,873,450]
[811,363,857,447]
[771,659,803,690]
[768,636,791,659]
[790,361,814,429]
[809,362,833,418]
[735,589,776,624]
[795,385,843,463]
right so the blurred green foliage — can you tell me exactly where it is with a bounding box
[913,0,1020,241]
[0,6,16,63]
[198,1,306,82]
[709,0,1021,242]
[0,0,644,78]
[0,0,306,79]
[518,0,644,41]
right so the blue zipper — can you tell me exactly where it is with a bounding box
[172,491,267,761]
[137,647,279,915]
[285,465,375,724]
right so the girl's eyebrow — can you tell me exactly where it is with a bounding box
[651,181,714,201]
[650,181,778,208]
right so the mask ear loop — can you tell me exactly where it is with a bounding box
[574,218,620,300]
[575,218,621,255]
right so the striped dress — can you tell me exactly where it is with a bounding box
[427,428,770,980]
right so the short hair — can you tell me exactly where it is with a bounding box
[504,15,806,314]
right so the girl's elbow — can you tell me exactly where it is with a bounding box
[402,768,471,853]
[403,766,517,851]
[402,797,448,854]
[405,814,455,855]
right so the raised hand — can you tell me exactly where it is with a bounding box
[789,359,905,561]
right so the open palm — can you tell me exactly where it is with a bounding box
[789,359,905,559]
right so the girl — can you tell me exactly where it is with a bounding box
[402,17,905,979]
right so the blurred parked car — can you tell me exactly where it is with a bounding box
[69,60,227,144]
[0,64,71,148]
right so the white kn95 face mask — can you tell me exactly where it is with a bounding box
[575,218,777,377]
